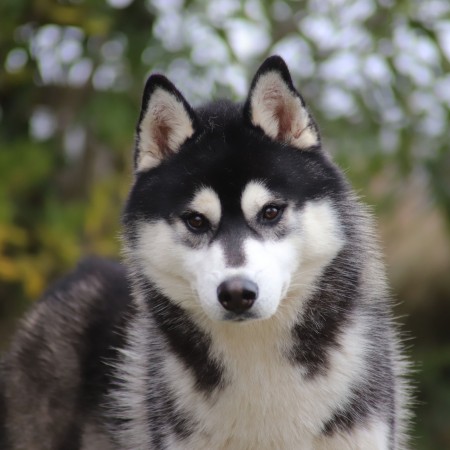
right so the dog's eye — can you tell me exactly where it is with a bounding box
[260,204,284,223]
[183,212,210,233]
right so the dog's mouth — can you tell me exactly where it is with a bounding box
[222,310,259,322]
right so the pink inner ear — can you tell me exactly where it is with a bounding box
[152,121,172,158]
[252,71,318,150]
[136,87,196,171]
[273,93,304,142]
[276,103,293,140]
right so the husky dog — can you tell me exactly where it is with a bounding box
[1,56,410,449]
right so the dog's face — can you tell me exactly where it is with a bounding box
[124,56,346,323]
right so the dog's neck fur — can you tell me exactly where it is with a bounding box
[115,265,378,449]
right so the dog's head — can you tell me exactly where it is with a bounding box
[124,56,346,323]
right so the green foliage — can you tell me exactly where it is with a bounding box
[414,346,450,449]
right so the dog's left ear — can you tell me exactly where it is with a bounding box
[244,56,320,150]
[135,74,199,172]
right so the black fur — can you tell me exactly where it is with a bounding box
[140,279,224,393]
[290,245,360,378]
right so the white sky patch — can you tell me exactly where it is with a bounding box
[30,107,57,141]
[334,25,372,52]
[337,0,375,24]
[107,0,134,8]
[363,54,392,84]
[300,15,336,52]
[379,128,399,154]
[380,105,403,127]
[272,1,292,22]
[220,64,247,97]
[419,106,446,137]
[64,125,86,162]
[68,58,93,86]
[320,85,358,119]
[166,58,191,84]
[101,37,127,62]
[436,21,450,62]
[150,0,183,12]
[434,75,450,107]
[244,0,268,23]
[319,51,363,89]
[418,0,450,22]
[414,35,440,66]
[58,38,82,64]
[5,48,28,72]
[165,59,214,103]
[410,91,440,115]
[32,24,61,54]
[206,0,240,25]
[37,51,64,84]
[63,26,84,42]
[92,64,117,90]
[272,36,315,79]
[226,19,270,60]
[153,11,184,52]
[394,53,433,87]
[185,18,229,66]
[408,91,446,137]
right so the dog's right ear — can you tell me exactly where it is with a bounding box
[244,56,320,150]
[135,75,199,172]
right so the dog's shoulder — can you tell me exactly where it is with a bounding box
[9,256,131,349]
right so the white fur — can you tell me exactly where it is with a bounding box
[133,220,198,310]
[111,309,154,450]
[137,88,194,171]
[250,71,319,149]
[298,199,346,267]
[315,421,390,449]
[191,236,299,321]
[188,186,221,225]
[241,180,276,221]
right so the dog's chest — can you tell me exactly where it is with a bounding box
[163,327,350,449]
[186,363,314,448]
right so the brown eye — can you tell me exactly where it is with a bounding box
[184,213,210,232]
[261,205,283,223]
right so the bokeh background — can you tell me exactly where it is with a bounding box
[1,0,449,448]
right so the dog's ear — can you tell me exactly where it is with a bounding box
[244,56,320,150]
[135,75,199,172]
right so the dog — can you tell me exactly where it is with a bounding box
[1,56,410,449]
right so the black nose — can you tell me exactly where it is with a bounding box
[217,277,258,314]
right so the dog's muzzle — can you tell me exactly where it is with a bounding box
[217,276,258,314]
